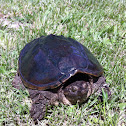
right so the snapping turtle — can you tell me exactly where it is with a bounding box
[12,34,110,122]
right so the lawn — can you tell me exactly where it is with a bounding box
[0,0,126,125]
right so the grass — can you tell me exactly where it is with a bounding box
[0,0,126,125]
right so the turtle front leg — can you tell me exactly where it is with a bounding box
[28,90,50,123]
[28,90,58,123]
[91,76,111,100]
[98,83,111,100]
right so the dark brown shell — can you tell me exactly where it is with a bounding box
[19,34,103,90]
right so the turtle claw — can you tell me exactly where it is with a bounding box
[101,84,111,99]
[96,83,111,102]
[30,103,46,123]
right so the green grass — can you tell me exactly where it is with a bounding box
[0,0,126,125]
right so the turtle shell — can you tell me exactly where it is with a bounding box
[19,34,103,90]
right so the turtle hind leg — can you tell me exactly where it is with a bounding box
[12,73,26,90]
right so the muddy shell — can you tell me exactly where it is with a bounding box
[19,34,103,90]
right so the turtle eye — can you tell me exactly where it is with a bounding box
[71,86,78,92]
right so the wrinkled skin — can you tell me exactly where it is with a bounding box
[12,73,110,123]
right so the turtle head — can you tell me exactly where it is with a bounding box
[63,80,89,105]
